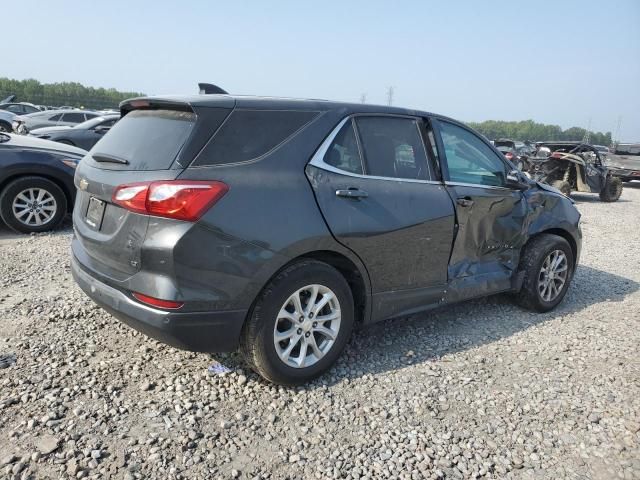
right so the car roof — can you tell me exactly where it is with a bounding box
[120,94,458,122]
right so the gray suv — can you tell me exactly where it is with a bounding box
[71,93,582,384]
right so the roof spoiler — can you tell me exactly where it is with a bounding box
[198,83,228,95]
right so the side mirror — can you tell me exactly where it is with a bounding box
[506,170,529,190]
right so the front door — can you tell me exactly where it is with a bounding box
[307,115,456,321]
[432,119,529,302]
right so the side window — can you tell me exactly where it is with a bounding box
[194,109,318,166]
[438,121,507,187]
[355,116,430,180]
[84,113,98,121]
[323,119,363,175]
[61,112,86,123]
[48,113,62,122]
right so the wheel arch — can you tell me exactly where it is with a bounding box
[526,228,578,264]
[246,249,371,328]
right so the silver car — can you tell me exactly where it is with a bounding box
[12,109,100,134]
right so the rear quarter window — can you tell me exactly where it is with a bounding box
[193,109,318,166]
[90,109,196,170]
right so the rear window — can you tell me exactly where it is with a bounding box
[194,109,317,166]
[91,109,195,170]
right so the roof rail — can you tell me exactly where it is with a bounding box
[198,83,228,95]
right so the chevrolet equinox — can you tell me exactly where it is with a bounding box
[71,92,582,385]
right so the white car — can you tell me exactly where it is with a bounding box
[0,110,16,133]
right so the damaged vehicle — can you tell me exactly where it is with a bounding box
[71,91,582,385]
[524,141,623,201]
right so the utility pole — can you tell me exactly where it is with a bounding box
[386,86,394,106]
[582,117,591,144]
[360,93,367,104]
[614,116,622,145]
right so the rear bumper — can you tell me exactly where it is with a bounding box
[71,253,247,353]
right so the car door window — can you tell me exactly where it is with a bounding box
[355,116,430,180]
[84,113,98,121]
[61,112,86,123]
[323,119,364,175]
[438,121,507,187]
[48,113,62,122]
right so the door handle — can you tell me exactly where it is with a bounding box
[456,197,474,207]
[336,188,369,200]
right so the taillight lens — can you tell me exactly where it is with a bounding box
[132,292,183,310]
[112,180,228,221]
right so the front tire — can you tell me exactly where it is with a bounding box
[599,176,623,202]
[0,177,67,234]
[515,234,574,312]
[0,121,12,133]
[240,260,354,385]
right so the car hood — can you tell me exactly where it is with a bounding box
[4,133,87,156]
[535,181,576,203]
[30,126,74,135]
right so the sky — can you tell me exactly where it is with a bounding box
[6,0,640,140]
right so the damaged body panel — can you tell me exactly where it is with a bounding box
[307,113,582,321]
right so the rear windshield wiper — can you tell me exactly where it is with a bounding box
[92,154,129,165]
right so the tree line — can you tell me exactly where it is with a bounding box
[467,119,612,146]
[1,78,613,145]
[0,77,145,110]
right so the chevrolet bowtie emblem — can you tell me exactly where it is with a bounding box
[79,178,89,191]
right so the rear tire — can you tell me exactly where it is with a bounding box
[240,260,354,385]
[0,177,67,234]
[515,234,574,312]
[552,180,571,196]
[0,121,11,133]
[599,176,623,202]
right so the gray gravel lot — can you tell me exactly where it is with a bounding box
[1,184,639,480]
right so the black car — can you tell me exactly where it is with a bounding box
[0,133,85,233]
[29,114,119,150]
[71,92,582,385]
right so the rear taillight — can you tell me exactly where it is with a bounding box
[132,292,183,310]
[112,180,228,221]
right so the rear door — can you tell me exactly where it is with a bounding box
[307,115,455,320]
[432,119,528,300]
[72,103,232,280]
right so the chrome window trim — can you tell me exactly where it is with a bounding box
[444,180,514,191]
[309,115,441,185]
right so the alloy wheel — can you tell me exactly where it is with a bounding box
[537,250,569,302]
[273,284,341,368]
[12,188,58,227]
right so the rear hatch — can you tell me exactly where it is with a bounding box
[72,97,233,280]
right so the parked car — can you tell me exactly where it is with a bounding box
[0,133,86,233]
[606,143,640,183]
[0,110,16,133]
[525,142,623,201]
[12,109,100,134]
[29,114,119,150]
[71,92,582,385]
[0,102,41,115]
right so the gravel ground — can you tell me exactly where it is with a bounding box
[1,184,639,480]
